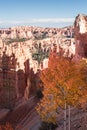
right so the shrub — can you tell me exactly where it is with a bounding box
[36,89,43,99]
[39,122,58,130]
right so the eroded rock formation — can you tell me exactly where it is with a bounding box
[74,14,87,60]
[0,25,75,108]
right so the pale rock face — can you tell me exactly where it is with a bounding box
[24,77,31,100]
[68,40,75,57]
[27,31,33,38]
[74,14,87,60]
[42,58,49,69]
[75,14,87,34]
[10,31,17,39]
[79,16,87,33]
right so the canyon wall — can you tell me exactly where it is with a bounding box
[74,14,87,60]
[0,25,75,108]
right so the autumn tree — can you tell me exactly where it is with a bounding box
[36,53,87,130]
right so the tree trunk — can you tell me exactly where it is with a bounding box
[64,102,67,130]
[68,105,71,130]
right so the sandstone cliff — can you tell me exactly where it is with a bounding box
[74,14,87,60]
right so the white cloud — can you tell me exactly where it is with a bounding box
[32,18,74,23]
[0,18,74,25]
[0,20,26,24]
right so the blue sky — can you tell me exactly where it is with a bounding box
[0,0,87,28]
